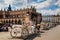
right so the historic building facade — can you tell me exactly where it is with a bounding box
[0,5,42,25]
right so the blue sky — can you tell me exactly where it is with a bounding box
[0,0,60,15]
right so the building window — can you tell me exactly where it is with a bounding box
[0,15,3,18]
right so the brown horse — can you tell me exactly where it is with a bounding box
[31,13,42,31]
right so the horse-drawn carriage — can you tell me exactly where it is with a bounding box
[10,12,42,39]
[10,24,38,39]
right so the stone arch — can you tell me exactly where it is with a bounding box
[15,20,17,24]
[9,20,12,24]
[6,20,8,23]
[4,20,6,23]
[9,20,10,23]
[12,20,14,24]
[18,20,22,25]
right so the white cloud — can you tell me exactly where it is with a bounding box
[36,1,50,9]
[0,0,57,9]
[35,0,60,15]
[37,8,60,15]
[0,0,28,10]
[37,0,42,2]
[37,9,54,15]
[0,4,4,10]
[36,0,58,9]
[12,0,27,9]
[5,0,11,4]
[0,0,60,15]
[54,8,60,14]
[4,0,13,5]
[55,0,60,6]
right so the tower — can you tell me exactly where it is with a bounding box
[7,4,12,11]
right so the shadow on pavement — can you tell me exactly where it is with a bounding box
[24,33,41,40]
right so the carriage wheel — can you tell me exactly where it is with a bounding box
[10,29,17,38]
[21,28,29,39]
[34,28,38,34]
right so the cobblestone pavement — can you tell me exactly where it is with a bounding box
[0,25,60,40]
[0,31,41,40]
[0,32,22,40]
